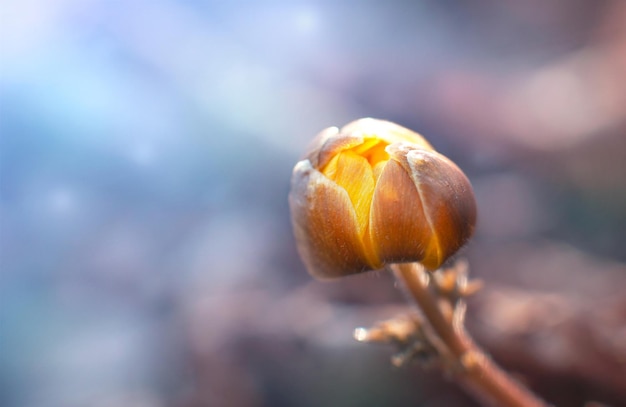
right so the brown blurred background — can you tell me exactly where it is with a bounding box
[1,1,625,406]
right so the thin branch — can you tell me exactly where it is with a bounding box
[390,262,550,407]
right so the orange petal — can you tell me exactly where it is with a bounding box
[340,118,434,151]
[289,160,378,279]
[325,151,376,238]
[302,126,339,168]
[392,146,477,269]
[316,133,363,169]
[369,159,432,265]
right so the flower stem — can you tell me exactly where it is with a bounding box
[390,262,550,407]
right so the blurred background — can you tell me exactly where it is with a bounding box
[1,1,626,406]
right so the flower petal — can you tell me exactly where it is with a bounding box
[392,146,477,269]
[324,151,376,239]
[369,159,433,265]
[340,118,434,151]
[302,126,339,167]
[317,134,363,169]
[289,160,379,279]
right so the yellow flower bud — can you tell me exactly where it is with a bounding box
[289,118,476,280]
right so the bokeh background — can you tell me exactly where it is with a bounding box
[2,1,626,406]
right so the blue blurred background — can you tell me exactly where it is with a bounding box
[2,1,626,406]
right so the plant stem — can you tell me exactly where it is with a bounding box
[390,262,550,407]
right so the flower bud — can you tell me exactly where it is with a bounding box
[289,118,476,280]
